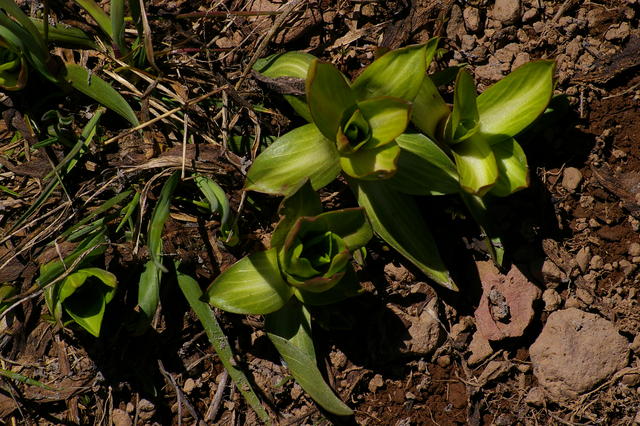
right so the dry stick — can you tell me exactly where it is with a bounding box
[103,88,226,146]
[181,114,189,179]
[137,0,160,74]
[157,360,201,424]
[205,369,228,422]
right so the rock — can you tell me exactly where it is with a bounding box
[605,22,631,41]
[112,409,132,426]
[137,399,155,421]
[183,378,196,394]
[541,260,566,288]
[512,52,530,70]
[576,247,591,273]
[475,62,504,82]
[461,34,477,52]
[491,0,521,25]
[437,355,451,368]
[290,383,303,400]
[629,243,640,257]
[401,298,442,355]
[521,8,537,23]
[525,387,546,407]
[565,38,583,61]
[368,374,384,392]
[475,262,541,341]
[631,335,640,353]
[542,289,562,312]
[446,4,466,40]
[621,371,640,387]
[619,259,637,277]
[384,262,411,282]
[477,361,511,386]
[589,255,603,271]
[576,288,594,305]
[586,9,606,28]
[468,332,494,366]
[450,316,475,347]
[530,308,629,400]
[463,7,482,33]
[562,167,583,192]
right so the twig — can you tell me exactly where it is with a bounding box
[205,369,228,422]
[158,360,200,424]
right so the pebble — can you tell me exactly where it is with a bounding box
[183,378,196,394]
[619,259,637,277]
[605,22,631,41]
[368,374,384,392]
[491,0,521,25]
[525,387,545,406]
[112,409,133,426]
[629,243,640,257]
[562,167,583,192]
[631,335,640,353]
[633,257,640,264]
[576,247,591,273]
[463,7,482,33]
[437,355,451,368]
[576,288,594,306]
[589,255,603,271]
[621,372,640,387]
[564,296,584,309]
[522,8,537,23]
[468,332,494,366]
[512,52,530,70]
[542,289,562,311]
[541,260,565,288]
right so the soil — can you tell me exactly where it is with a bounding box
[1,0,640,425]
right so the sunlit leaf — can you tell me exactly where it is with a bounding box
[194,175,237,244]
[489,137,529,197]
[271,180,323,249]
[477,60,555,143]
[351,180,456,290]
[265,299,315,362]
[447,68,479,143]
[411,76,450,140]
[72,0,113,38]
[452,134,498,196]
[340,141,400,180]
[245,124,341,196]
[207,248,292,315]
[148,172,179,271]
[359,96,411,149]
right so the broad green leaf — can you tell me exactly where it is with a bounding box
[177,270,271,424]
[148,172,179,271]
[289,208,372,251]
[73,0,113,38]
[207,248,292,315]
[0,50,26,90]
[351,42,433,102]
[293,265,362,305]
[133,260,161,334]
[359,96,411,149]
[265,299,315,362]
[271,180,323,249]
[60,193,131,241]
[306,60,356,142]
[351,180,456,290]
[477,60,555,143]
[58,268,117,303]
[411,76,450,140]
[268,334,352,416]
[0,0,46,50]
[111,0,128,55]
[340,141,400,180]
[490,137,529,197]
[31,18,97,49]
[64,64,139,126]
[253,51,316,121]
[245,124,341,196]
[447,68,479,143]
[452,134,498,196]
[390,133,460,196]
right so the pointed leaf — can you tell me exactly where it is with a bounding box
[340,141,400,180]
[294,208,372,251]
[271,180,323,249]
[490,137,529,197]
[452,134,498,196]
[64,64,139,126]
[477,60,555,142]
[447,68,479,142]
[194,175,237,243]
[245,124,341,196]
[148,172,179,271]
[352,42,435,101]
[293,266,362,305]
[265,300,315,362]
[254,51,316,121]
[411,76,450,140]
[267,334,352,416]
[72,0,113,38]
[460,193,505,266]
[134,260,161,333]
[390,132,460,195]
[359,96,411,149]
[207,248,292,315]
[350,180,456,290]
[306,60,356,141]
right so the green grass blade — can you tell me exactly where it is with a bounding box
[116,191,140,233]
[31,18,98,49]
[0,368,56,391]
[72,0,113,38]
[60,190,132,239]
[148,172,179,272]
[177,270,271,424]
[110,0,128,54]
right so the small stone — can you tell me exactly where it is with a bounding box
[589,255,604,270]
[437,355,451,368]
[629,243,640,257]
[368,374,384,392]
[631,335,640,353]
[576,247,591,273]
[512,52,530,70]
[137,399,155,421]
[463,7,482,33]
[112,409,133,426]
[290,383,303,400]
[468,332,494,366]
[522,8,537,23]
[564,296,584,309]
[633,256,640,264]
[541,260,566,288]
[405,391,416,399]
[604,263,613,271]
[542,289,562,312]
[605,22,631,41]
[461,34,477,51]
[517,363,531,373]
[530,309,629,400]
[183,378,196,394]
[619,259,637,277]
[532,21,545,33]
[635,410,640,424]
[330,350,347,369]
[475,62,504,82]
[576,288,594,305]
[492,0,521,25]
[621,372,640,386]
[562,167,583,192]
[612,149,627,160]
[525,387,545,407]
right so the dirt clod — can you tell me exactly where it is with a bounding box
[562,167,583,192]
[111,409,132,426]
[491,0,521,25]
[530,308,629,400]
[468,331,494,366]
[542,289,562,312]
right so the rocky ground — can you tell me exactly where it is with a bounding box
[1,0,640,425]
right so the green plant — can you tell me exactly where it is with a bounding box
[206,181,372,415]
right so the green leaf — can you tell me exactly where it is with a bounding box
[111,0,128,55]
[265,299,315,362]
[447,68,479,143]
[31,18,97,49]
[451,134,498,196]
[72,0,113,38]
[194,175,237,244]
[177,270,271,424]
[490,137,529,197]
[389,132,460,196]
[60,190,131,240]
[306,60,356,142]
[271,180,323,249]
[460,193,505,266]
[64,64,139,126]
[351,180,456,290]
[340,141,400,180]
[477,60,555,143]
[253,51,315,121]
[148,172,179,271]
[351,42,434,102]
[293,265,362,305]
[411,76,450,140]
[267,330,352,416]
[245,124,341,196]
[207,248,292,315]
[133,260,161,334]
[0,0,47,51]
[358,96,411,149]
[290,208,372,251]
